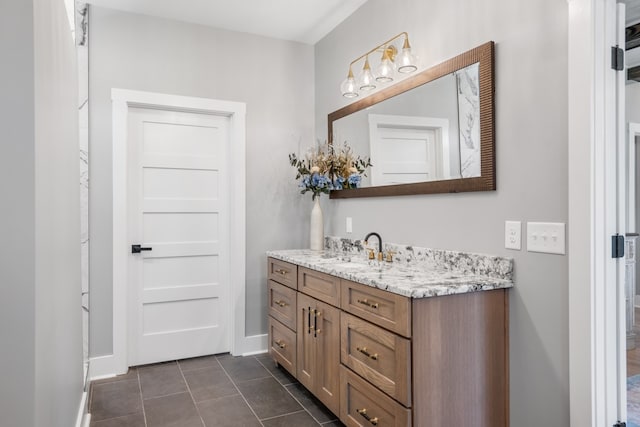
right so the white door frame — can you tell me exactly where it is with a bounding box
[568,0,626,425]
[111,89,246,375]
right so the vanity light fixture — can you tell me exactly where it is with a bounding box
[340,32,418,98]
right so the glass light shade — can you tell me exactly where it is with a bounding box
[397,47,417,73]
[340,74,359,98]
[359,57,376,91]
[375,57,395,83]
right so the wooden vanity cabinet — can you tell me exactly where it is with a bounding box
[297,293,341,414]
[267,257,509,427]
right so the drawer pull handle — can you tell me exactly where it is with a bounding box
[275,269,288,276]
[356,346,379,361]
[274,300,287,307]
[356,408,379,425]
[274,340,286,349]
[357,298,379,309]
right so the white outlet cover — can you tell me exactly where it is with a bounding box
[505,221,522,250]
[527,222,566,255]
[346,217,353,233]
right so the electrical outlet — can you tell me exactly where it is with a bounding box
[505,221,521,250]
[346,217,353,233]
[527,222,566,255]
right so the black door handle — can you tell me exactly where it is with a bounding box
[131,244,152,254]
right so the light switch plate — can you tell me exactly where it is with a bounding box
[505,221,521,250]
[346,217,353,233]
[527,222,566,255]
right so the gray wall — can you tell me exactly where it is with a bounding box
[33,0,83,424]
[315,1,568,426]
[0,0,83,425]
[89,7,315,356]
[0,1,37,425]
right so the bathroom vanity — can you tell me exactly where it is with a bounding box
[266,242,513,427]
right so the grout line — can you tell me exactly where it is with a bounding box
[281,383,327,426]
[177,359,206,427]
[256,357,328,425]
[136,369,148,427]
[255,357,331,426]
[259,409,308,422]
[216,356,266,427]
[142,390,193,402]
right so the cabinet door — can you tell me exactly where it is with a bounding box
[314,300,341,415]
[296,293,341,415]
[297,293,316,392]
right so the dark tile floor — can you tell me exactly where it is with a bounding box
[89,353,345,427]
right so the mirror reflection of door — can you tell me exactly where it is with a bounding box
[368,114,451,186]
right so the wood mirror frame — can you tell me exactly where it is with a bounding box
[328,41,495,199]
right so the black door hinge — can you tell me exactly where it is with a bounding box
[612,234,625,258]
[613,422,626,427]
[612,45,624,71]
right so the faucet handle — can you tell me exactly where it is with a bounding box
[366,248,375,260]
[384,251,396,263]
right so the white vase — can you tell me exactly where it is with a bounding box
[310,197,324,251]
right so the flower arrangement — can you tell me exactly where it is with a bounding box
[289,141,372,199]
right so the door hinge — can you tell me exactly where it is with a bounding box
[612,234,625,258]
[612,45,624,71]
[613,422,626,427]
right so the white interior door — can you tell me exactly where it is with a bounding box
[127,107,231,366]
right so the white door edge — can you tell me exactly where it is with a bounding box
[568,0,625,426]
[111,89,246,374]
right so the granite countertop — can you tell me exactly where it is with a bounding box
[266,247,514,299]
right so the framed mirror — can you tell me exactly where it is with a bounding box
[328,41,495,198]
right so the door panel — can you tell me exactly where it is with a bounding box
[297,293,316,391]
[315,300,341,415]
[128,107,230,365]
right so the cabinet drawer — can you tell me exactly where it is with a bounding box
[268,317,296,376]
[341,312,411,406]
[340,365,411,427]
[268,280,297,331]
[341,280,411,337]
[298,267,340,306]
[268,258,298,289]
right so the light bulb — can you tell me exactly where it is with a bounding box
[375,47,396,83]
[397,37,417,73]
[359,56,376,91]
[340,67,358,98]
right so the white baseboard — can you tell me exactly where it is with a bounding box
[240,334,267,356]
[74,391,88,427]
[89,354,118,380]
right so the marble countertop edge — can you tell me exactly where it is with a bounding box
[266,249,514,299]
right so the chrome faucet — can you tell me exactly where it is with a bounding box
[364,232,383,260]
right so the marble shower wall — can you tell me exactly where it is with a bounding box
[76,1,89,382]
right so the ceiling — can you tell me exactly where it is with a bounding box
[86,0,368,44]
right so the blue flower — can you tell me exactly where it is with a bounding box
[299,176,310,188]
[347,174,361,188]
[311,173,329,188]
